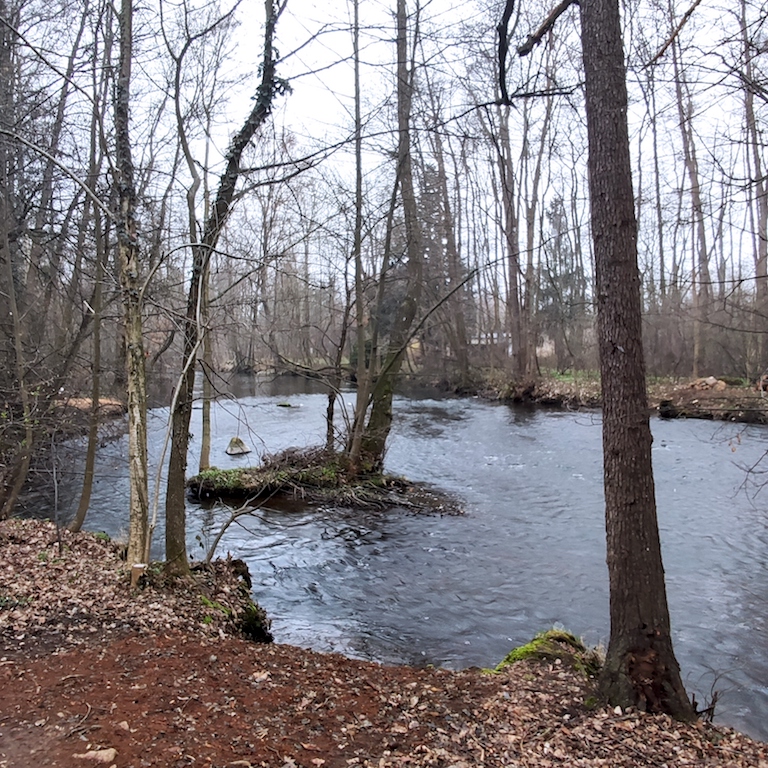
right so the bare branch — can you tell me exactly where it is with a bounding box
[517,0,580,57]
[647,0,705,66]
[497,0,516,105]
[0,129,113,218]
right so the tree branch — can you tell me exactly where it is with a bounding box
[517,0,580,57]
[497,0,516,105]
[647,0,704,66]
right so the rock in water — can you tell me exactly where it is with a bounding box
[226,436,251,456]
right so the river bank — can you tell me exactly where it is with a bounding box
[458,371,768,423]
[1,519,766,767]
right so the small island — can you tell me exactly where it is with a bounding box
[187,446,461,514]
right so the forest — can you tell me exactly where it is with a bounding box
[1,0,765,506]
[0,0,767,724]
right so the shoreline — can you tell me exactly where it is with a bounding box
[442,372,768,424]
[1,519,767,767]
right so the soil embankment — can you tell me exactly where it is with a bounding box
[473,374,768,424]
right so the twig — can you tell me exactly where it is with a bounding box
[66,703,93,737]
[205,499,260,564]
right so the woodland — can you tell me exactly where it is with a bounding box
[0,0,767,726]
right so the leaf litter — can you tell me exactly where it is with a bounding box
[1,518,766,767]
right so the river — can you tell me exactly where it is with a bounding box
[44,375,768,741]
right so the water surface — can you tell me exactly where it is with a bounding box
[48,378,768,741]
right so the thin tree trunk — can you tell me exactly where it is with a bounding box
[115,0,149,566]
[741,0,768,371]
[69,211,105,532]
[164,0,285,575]
[198,269,212,473]
[358,0,423,469]
[0,191,33,520]
[347,0,369,465]
[671,37,709,377]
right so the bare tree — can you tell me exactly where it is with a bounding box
[579,0,695,719]
[163,0,288,576]
[114,0,150,565]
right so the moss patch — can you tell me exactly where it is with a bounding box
[496,629,602,676]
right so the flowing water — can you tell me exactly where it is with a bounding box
[45,376,768,741]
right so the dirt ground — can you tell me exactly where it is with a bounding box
[1,520,767,768]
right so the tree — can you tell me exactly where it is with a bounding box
[578,0,695,719]
[114,0,150,566]
[501,0,694,719]
[350,0,423,471]
[163,0,288,576]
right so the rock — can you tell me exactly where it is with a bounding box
[226,436,251,456]
[73,747,117,763]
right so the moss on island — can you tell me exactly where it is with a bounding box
[187,447,460,514]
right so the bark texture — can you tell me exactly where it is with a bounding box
[580,0,695,721]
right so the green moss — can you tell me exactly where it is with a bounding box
[200,595,232,616]
[92,531,111,542]
[495,629,601,676]
[186,448,456,513]
[196,467,246,491]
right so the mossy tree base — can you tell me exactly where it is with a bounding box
[598,636,696,721]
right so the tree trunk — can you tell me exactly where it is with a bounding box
[164,0,284,575]
[198,270,212,473]
[741,0,768,374]
[69,211,106,532]
[580,0,695,721]
[358,0,423,470]
[671,37,709,377]
[115,0,149,566]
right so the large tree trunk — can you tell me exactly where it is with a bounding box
[580,0,695,721]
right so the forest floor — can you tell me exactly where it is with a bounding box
[1,519,767,768]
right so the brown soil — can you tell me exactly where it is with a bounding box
[2,520,767,768]
[649,381,768,423]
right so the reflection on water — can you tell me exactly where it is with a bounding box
[38,377,768,742]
